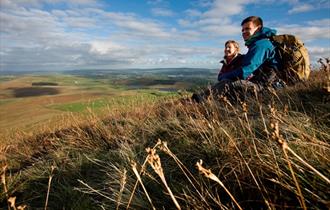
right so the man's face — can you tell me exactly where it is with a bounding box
[241,21,260,41]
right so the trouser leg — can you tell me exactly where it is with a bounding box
[191,80,230,102]
[192,79,261,103]
[230,80,262,101]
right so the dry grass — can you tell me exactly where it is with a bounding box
[1,66,330,209]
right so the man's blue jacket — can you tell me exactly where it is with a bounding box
[218,27,278,81]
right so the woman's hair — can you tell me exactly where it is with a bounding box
[225,40,240,52]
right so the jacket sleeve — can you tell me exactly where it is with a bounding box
[217,72,222,81]
[218,68,243,81]
[217,66,224,81]
[241,40,273,79]
[217,54,245,81]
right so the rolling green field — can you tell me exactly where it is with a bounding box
[48,91,176,112]
[0,69,214,136]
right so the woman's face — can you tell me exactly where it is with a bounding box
[224,43,237,58]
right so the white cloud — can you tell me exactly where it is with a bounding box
[1,0,329,71]
[177,19,190,27]
[200,24,240,36]
[184,9,202,17]
[8,0,42,8]
[306,46,330,61]
[151,8,175,17]
[90,40,125,55]
[0,0,243,71]
[307,18,330,27]
[66,0,98,4]
[0,1,216,71]
[260,0,298,4]
[104,12,172,39]
[277,25,330,41]
[284,0,330,14]
[254,0,329,14]
[63,16,96,28]
[288,3,313,14]
[131,44,220,68]
[194,0,213,8]
[308,46,330,55]
[51,10,68,17]
[1,0,99,9]
[204,0,247,18]
[0,10,69,46]
[178,0,246,37]
[147,0,164,5]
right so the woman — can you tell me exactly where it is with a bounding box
[218,40,243,81]
[192,40,244,103]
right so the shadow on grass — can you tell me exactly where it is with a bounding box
[9,87,60,97]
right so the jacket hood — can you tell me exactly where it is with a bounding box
[245,27,277,46]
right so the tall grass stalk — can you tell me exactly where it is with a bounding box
[196,159,242,210]
[282,143,307,210]
[44,165,55,210]
[285,144,330,184]
[126,140,162,210]
[157,140,211,208]
[116,168,126,210]
[131,162,156,210]
[271,120,306,209]
[219,126,271,208]
[146,147,181,210]
[1,165,10,210]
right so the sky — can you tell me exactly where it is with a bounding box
[0,0,329,71]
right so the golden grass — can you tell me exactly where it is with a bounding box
[1,65,330,209]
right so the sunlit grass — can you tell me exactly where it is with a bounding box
[48,91,178,113]
[1,65,329,209]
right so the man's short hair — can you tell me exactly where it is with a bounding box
[241,16,263,27]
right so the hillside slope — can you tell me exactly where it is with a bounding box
[1,69,330,209]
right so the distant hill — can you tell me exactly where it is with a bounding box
[1,68,218,77]
[65,67,218,77]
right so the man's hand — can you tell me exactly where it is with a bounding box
[246,74,254,81]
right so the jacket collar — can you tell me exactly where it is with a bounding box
[220,53,239,65]
[245,27,277,46]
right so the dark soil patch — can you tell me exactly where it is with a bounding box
[32,82,59,86]
[9,87,60,97]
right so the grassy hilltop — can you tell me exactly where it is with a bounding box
[0,66,329,209]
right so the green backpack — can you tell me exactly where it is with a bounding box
[270,34,310,85]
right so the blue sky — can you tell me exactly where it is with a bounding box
[0,0,329,71]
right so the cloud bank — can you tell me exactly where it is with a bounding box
[0,0,329,71]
